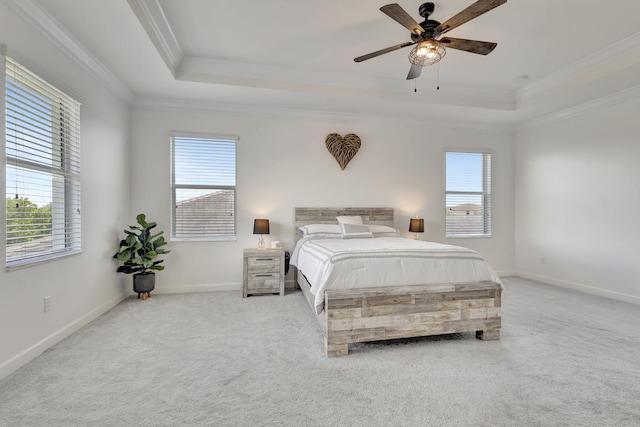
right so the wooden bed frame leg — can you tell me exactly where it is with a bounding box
[326,341,349,357]
[476,330,500,341]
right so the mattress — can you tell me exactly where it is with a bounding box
[290,236,502,314]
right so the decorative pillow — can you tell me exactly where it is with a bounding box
[339,223,374,239]
[298,224,341,237]
[336,215,363,225]
[368,225,400,236]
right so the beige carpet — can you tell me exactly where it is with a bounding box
[1,277,639,426]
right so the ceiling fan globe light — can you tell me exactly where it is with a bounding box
[416,47,429,57]
[409,40,446,66]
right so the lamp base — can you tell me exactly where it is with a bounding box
[257,235,265,250]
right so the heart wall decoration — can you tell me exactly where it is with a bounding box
[325,133,362,170]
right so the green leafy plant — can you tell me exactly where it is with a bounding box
[114,214,170,275]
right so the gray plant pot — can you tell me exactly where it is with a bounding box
[133,273,155,299]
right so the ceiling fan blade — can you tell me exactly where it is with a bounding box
[436,0,507,36]
[406,64,422,80]
[354,41,416,63]
[440,37,497,55]
[380,4,424,35]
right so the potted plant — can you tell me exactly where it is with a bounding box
[114,213,170,300]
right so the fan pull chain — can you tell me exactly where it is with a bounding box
[437,62,440,91]
[414,79,417,93]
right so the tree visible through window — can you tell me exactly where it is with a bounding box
[5,56,81,266]
[445,151,491,237]
[170,134,237,240]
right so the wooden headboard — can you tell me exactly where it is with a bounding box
[294,207,394,241]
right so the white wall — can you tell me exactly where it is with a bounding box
[515,96,640,303]
[130,106,516,293]
[0,4,131,379]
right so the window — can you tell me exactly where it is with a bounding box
[5,56,81,266]
[445,151,491,238]
[170,134,237,240]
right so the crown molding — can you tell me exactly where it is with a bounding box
[127,0,182,77]
[517,83,640,131]
[134,96,515,133]
[1,0,133,104]
[517,32,640,104]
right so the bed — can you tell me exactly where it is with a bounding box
[292,207,502,357]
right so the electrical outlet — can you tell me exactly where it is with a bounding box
[44,296,51,313]
[541,257,547,265]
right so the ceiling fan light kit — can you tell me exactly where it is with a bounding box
[409,40,446,66]
[354,0,507,80]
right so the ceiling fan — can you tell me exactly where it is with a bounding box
[354,0,507,80]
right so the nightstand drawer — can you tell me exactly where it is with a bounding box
[247,256,280,273]
[247,273,281,290]
[243,248,285,297]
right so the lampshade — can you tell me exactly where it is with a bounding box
[253,219,270,235]
[409,218,424,233]
[408,40,446,67]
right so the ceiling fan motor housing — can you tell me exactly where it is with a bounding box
[411,19,440,42]
[411,2,440,41]
[419,2,435,18]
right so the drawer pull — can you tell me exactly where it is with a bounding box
[256,258,273,261]
[256,274,273,277]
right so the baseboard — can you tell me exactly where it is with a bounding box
[496,270,518,278]
[153,280,298,294]
[0,291,128,381]
[514,271,640,306]
[152,282,241,294]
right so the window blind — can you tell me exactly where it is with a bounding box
[170,135,237,240]
[445,151,491,237]
[5,57,82,265]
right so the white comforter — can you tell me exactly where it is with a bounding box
[290,236,501,314]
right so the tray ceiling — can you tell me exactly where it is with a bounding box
[17,0,640,126]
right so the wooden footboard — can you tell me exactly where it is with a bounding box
[297,272,501,357]
[325,282,502,356]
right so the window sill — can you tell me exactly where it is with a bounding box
[6,250,83,271]
[446,234,492,239]
[170,236,237,243]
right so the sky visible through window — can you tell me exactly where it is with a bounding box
[173,137,235,203]
[446,152,484,207]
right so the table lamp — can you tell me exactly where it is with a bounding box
[409,217,424,240]
[253,219,270,249]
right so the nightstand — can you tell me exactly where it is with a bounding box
[242,248,285,297]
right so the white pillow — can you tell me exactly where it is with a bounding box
[368,225,400,236]
[298,224,341,237]
[336,215,363,225]
[339,223,373,239]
